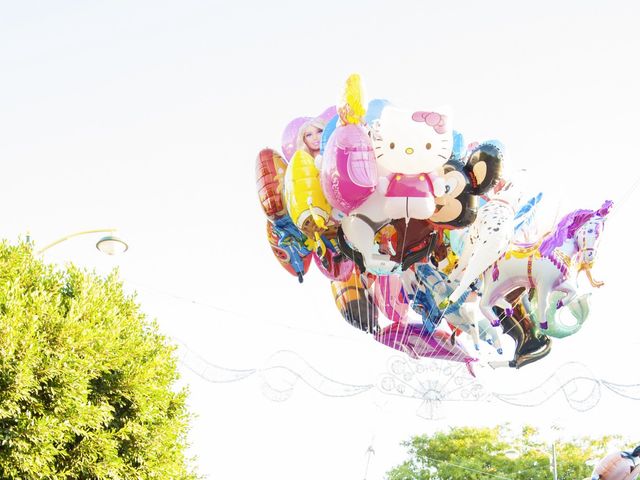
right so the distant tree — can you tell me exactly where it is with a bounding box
[386,424,623,480]
[0,242,198,479]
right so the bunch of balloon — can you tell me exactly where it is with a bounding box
[255,73,613,374]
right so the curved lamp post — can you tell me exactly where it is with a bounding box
[35,228,128,256]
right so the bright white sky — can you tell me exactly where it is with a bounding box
[1,1,640,479]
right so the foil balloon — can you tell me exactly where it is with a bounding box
[451,130,466,161]
[281,117,311,163]
[443,145,515,305]
[281,106,337,162]
[489,289,551,369]
[373,275,409,323]
[477,200,612,329]
[312,248,355,282]
[284,149,335,259]
[255,148,288,221]
[337,73,366,125]
[317,105,337,124]
[526,290,591,339]
[513,192,543,232]
[331,270,378,334]
[320,124,378,215]
[591,448,640,480]
[364,98,390,126]
[320,115,338,155]
[477,317,503,354]
[266,220,312,283]
[387,219,438,270]
[340,103,454,275]
[418,271,502,352]
[375,323,477,376]
[412,264,498,353]
[429,144,503,230]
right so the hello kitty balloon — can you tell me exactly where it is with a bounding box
[340,104,453,274]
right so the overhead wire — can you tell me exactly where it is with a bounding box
[128,279,365,344]
[415,454,528,480]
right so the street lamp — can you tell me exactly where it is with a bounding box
[95,234,128,256]
[34,228,129,256]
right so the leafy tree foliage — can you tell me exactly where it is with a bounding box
[387,424,624,480]
[0,242,198,479]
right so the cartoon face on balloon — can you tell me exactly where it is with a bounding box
[370,107,453,175]
[301,124,323,156]
[338,104,458,275]
[429,142,504,229]
[430,161,471,226]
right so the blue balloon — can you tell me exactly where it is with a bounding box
[448,229,466,257]
[271,215,311,281]
[319,115,338,155]
[273,215,308,246]
[364,99,390,125]
[514,192,543,232]
[483,139,505,152]
[451,130,466,161]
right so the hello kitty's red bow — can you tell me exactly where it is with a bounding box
[411,111,448,134]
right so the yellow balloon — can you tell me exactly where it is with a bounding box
[284,150,332,238]
[338,73,366,125]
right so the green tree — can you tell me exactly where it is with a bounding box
[386,425,623,480]
[0,241,198,479]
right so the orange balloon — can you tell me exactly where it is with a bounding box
[331,270,378,334]
[256,148,287,221]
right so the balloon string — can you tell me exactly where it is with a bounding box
[422,202,543,369]
[409,259,530,374]
[391,218,411,351]
[437,205,603,371]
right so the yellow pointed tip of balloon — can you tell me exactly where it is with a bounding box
[311,212,327,230]
[338,74,366,125]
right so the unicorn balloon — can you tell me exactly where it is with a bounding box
[478,200,612,329]
[524,291,592,338]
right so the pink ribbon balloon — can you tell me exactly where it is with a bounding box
[375,323,477,376]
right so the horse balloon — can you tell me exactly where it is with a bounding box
[478,200,612,330]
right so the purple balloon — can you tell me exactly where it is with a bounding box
[317,105,337,124]
[281,116,310,163]
[280,106,337,163]
[375,323,477,376]
[320,124,377,215]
